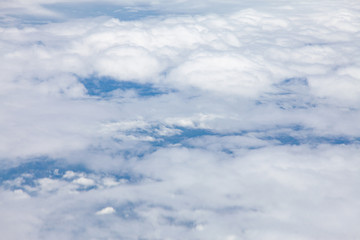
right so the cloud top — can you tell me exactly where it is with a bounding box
[1,0,360,239]
[96,206,116,215]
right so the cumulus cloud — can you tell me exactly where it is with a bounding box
[73,177,95,186]
[168,53,274,96]
[1,0,360,239]
[1,144,360,239]
[96,206,116,215]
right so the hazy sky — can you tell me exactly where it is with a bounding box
[1,1,360,239]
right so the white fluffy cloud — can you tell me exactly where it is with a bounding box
[168,53,274,96]
[1,0,360,239]
[96,206,116,215]
[1,144,360,239]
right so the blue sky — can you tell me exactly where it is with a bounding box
[1,0,360,239]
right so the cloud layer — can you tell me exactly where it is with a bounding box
[1,0,360,239]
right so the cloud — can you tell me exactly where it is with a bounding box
[73,177,95,186]
[1,0,360,239]
[94,46,163,81]
[96,206,116,215]
[1,144,360,239]
[1,5,360,160]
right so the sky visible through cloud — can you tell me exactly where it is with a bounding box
[1,0,360,239]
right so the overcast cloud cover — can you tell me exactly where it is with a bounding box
[1,0,360,239]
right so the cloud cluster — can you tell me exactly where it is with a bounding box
[1,144,360,239]
[2,3,360,158]
[1,0,360,239]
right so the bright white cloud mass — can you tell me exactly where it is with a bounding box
[1,0,360,239]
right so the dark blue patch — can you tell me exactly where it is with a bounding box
[0,157,139,190]
[272,77,309,95]
[148,125,360,149]
[305,42,328,46]
[153,127,216,146]
[328,137,352,145]
[281,77,308,87]
[79,76,166,97]
[76,185,98,192]
[163,216,196,228]
[308,136,358,145]
[290,125,304,131]
[222,149,234,154]
[35,41,45,46]
[0,158,90,186]
[107,172,142,184]
[262,134,301,145]
[267,78,315,110]
[262,133,359,146]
